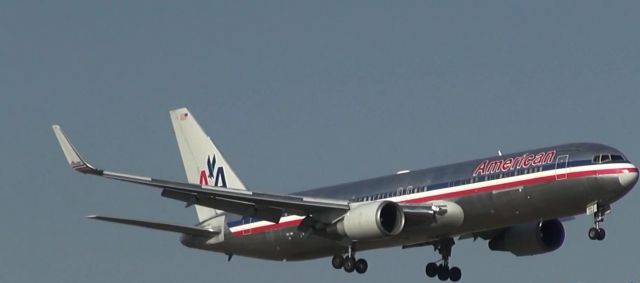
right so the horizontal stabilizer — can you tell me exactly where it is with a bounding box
[87,215,220,237]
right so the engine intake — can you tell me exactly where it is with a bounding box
[334,201,405,240]
[488,219,565,256]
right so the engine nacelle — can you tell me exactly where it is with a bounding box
[335,201,405,240]
[488,219,565,256]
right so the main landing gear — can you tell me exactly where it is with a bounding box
[588,203,610,241]
[425,238,461,282]
[331,246,368,274]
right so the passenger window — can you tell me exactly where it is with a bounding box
[601,154,611,163]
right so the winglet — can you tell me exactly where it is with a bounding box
[52,125,99,174]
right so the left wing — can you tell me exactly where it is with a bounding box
[53,125,350,224]
[87,215,221,237]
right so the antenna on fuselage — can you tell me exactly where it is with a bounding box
[498,150,503,156]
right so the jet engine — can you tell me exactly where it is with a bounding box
[488,219,565,256]
[333,201,405,240]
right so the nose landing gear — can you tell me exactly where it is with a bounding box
[588,227,605,241]
[424,238,462,282]
[587,203,610,241]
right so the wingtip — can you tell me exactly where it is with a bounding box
[52,125,98,174]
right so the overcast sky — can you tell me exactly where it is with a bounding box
[1,1,639,282]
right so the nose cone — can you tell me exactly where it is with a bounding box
[619,167,639,189]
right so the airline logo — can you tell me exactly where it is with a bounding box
[473,150,556,176]
[199,155,227,187]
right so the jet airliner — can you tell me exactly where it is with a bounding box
[53,108,638,282]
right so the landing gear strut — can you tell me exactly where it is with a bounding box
[425,238,462,282]
[587,203,610,241]
[331,246,368,274]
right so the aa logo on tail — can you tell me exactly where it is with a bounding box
[199,155,227,187]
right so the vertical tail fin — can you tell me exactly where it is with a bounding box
[169,108,247,222]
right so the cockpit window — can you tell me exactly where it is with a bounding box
[593,153,626,163]
[611,154,625,161]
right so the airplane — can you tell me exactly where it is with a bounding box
[52,108,638,282]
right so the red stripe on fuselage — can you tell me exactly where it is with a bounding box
[404,168,636,204]
[230,167,637,237]
[231,219,305,237]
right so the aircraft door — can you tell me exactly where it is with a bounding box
[241,217,253,236]
[555,155,569,180]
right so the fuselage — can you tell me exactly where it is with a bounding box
[180,143,638,261]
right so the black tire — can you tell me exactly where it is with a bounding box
[596,228,606,241]
[449,266,462,282]
[437,264,449,281]
[355,259,368,274]
[343,256,356,273]
[588,227,598,240]
[331,255,344,269]
[425,262,438,278]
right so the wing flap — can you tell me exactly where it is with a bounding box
[87,215,220,237]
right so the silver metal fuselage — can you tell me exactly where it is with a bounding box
[180,143,638,261]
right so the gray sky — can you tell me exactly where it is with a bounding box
[1,1,639,282]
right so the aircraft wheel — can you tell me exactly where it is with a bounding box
[331,255,344,269]
[449,266,462,282]
[596,228,606,241]
[355,259,368,274]
[437,264,449,281]
[343,256,356,273]
[588,227,598,240]
[425,262,438,278]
